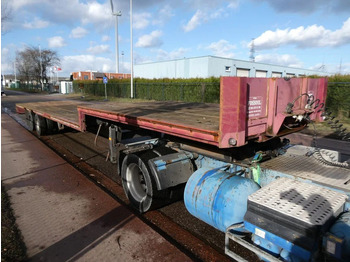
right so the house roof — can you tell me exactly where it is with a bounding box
[94,72,105,78]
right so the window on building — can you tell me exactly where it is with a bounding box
[237,68,250,77]
[255,70,267,78]
[84,75,88,80]
[225,66,231,72]
[272,72,282,78]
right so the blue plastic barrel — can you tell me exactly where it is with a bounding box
[184,167,260,232]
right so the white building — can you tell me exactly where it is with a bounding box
[135,56,328,79]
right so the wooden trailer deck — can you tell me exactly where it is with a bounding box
[16,101,90,131]
[16,100,222,145]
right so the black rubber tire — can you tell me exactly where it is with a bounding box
[25,110,35,131]
[34,114,47,136]
[46,119,58,134]
[121,148,179,213]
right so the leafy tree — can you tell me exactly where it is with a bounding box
[15,46,60,89]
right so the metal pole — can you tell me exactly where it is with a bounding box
[115,15,119,73]
[39,45,44,91]
[130,0,134,98]
[14,62,17,87]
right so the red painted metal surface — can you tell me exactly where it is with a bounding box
[16,105,26,114]
[219,77,248,148]
[219,77,327,147]
[78,107,219,146]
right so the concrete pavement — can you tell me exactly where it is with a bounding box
[1,112,192,262]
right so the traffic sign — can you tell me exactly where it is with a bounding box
[103,76,108,84]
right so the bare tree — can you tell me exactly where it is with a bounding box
[1,1,13,34]
[16,46,60,89]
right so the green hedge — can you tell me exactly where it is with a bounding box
[73,77,220,103]
[327,75,350,118]
[71,75,349,119]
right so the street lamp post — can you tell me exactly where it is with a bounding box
[39,45,44,91]
[113,12,122,73]
[110,0,122,74]
[130,0,134,98]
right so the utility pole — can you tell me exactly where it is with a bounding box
[249,38,255,62]
[39,45,44,91]
[14,62,17,87]
[130,0,134,98]
[110,0,122,73]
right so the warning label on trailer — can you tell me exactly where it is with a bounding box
[248,96,263,118]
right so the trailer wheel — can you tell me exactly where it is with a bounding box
[25,110,35,131]
[121,150,171,213]
[34,114,47,136]
[46,119,58,134]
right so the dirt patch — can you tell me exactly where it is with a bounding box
[1,184,27,261]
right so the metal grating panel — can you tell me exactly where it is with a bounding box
[261,153,350,192]
[249,177,348,225]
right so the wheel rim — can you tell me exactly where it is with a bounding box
[35,117,41,133]
[125,163,148,202]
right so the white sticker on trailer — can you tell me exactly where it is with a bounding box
[255,228,266,239]
[248,96,263,118]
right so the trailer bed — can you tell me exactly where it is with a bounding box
[16,77,328,148]
[16,101,88,131]
[16,100,221,144]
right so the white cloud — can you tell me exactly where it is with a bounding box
[183,10,206,32]
[81,1,111,27]
[228,0,240,9]
[309,62,350,75]
[255,53,303,68]
[182,1,238,32]
[134,12,152,29]
[48,36,66,48]
[10,0,43,10]
[87,44,110,54]
[205,39,236,58]
[188,0,239,10]
[250,0,350,14]
[135,30,163,48]
[102,35,111,42]
[156,48,189,60]
[70,27,88,39]
[152,5,174,26]
[1,47,14,74]
[253,18,350,50]
[23,17,49,29]
[62,55,114,74]
[9,0,111,31]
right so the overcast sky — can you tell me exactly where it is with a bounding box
[1,0,350,77]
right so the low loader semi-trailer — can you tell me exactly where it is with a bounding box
[16,77,350,261]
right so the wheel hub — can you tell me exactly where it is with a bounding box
[126,163,147,202]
